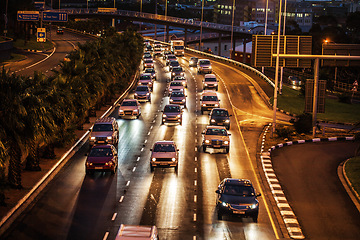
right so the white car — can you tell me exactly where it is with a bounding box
[197,59,212,74]
[203,74,219,90]
[150,141,179,171]
[202,125,231,153]
[200,90,220,114]
[118,99,141,119]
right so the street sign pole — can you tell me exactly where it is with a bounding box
[312,58,320,137]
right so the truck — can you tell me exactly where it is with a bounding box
[170,40,185,56]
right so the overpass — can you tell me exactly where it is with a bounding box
[64,8,253,56]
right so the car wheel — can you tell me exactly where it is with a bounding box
[226,125,230,130]
[150,165,154,172]
[161,120,164,125]
[111,167,116,175]
[216,86,218,91]
[217,211,222,220]
[136,115,140,119]
[203,145,207,152]
[225,147,229,154]
[184,104,186,109]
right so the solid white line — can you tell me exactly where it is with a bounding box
[111,213,117,221]
[24,45,56,70]
[103,232,109,240]
[132,167,136,172]
[119,196,124,203]
[126,181,130,187]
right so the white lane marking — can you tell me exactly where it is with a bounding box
[194,195,197,203]
[137,157,140,162]
[194,180,197,186]
[195,147,197,152]
[132,167,136,172]
[141,148,144,151]
[194,168,197,173]
[103,232,109,240]
[195,157,197,162]
[23,46,57,70]
[111,213,117,221]
[144,139,147,143]
[126,181,130,187]
[150,194,157,204]
[193,236,197,240]
[195,139,197,143]
[119,196,124,202]
[195,132,197,135]
[193,213,197,221]
[147,131,151,135]
[150,125,153,129]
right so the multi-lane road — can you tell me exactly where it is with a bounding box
[2,32,359,240]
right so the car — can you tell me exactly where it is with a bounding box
[85,145,118,174]
[63,53,70,62]
[173,75,187,88]
[215,178,261,222]
[115,224,159,240]
[143,59,154,69]
[56,28,64,34]
[118,99,141,119]
[161,104,183,125]
[189,57,198,67]
[143,53,152,60]
[197,59,212,74]
[203,74,219,90]
[200,90,220,114]
[169,91,186,107]
[170,66,185,80]
[144,68,156,80]
[168,81,185,95]
[150,140,179,171]
[209,108,231,130]
[145,45,153,52]
[138,73,153,90]
[153,47,162,56]
[163,50,172,60]
[168,60,180,72]
[202,125,231,153]
[89,117,119,146]
[134,85,151,102]
[288,76,302,86]
[166,54,177,65]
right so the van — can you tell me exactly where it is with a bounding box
[115,224,159,240]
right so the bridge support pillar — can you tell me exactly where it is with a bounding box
[218,33,222,56]
[243,39,247,63]
[166,25,169,42]
[112,18,115,28]
[154,24,157,40]
[232,36,236,59]
[184,28,187,46]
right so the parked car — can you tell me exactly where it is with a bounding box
[189,57,198,67]
[89,117,119,146]
[200,90,220,114]
[161,104,183,125]
[216,178,261,222]
[138,73,153,90]
[118,99,141,119]
[134,85,151,102]
[203,74,219,90]
[209,108,231,130]
[169,91,186,107]
[197,59,212,74]
[144,68,156,80]
[202,125,230,153]
[150,140,179,171]
[85,145,118,174]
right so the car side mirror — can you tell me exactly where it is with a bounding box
[215,189,220,194]
[229,114,233,117]
[256,193,261,197]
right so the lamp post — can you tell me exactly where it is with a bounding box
[279,0,287,95]
[199,0,204,51]
[139,0,143,31]
[163,0,167,42]
[262,0,269,73]
[230,0,235,59]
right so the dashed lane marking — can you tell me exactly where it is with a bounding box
[119,196,124,203]
[111,213,117,221]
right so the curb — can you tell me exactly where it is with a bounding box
[339,159,360,212]
[260,124,355,239]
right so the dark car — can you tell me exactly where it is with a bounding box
[135,85,151,102]
[86,145,118,174]
[209,108,231,130]
[189,57,198,67]
[216,178,261,222]
[168,60,180,72]
[169,91,186,107]
[170,66,185,80]
[162,104,182,125]
[56,28,64,34]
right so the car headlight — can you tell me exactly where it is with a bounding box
[180,89,184,92]
[119,110,124,113]
[181,72,184,75]
[205,83,208,86]
[221,201,229,207]
[190,61,193,64]
[225,120,230,123]
[205,140,210,144]
[90,137,95,140]
[152,158,156,162]
[209,66,212,69]
[182,82,186,86]
[138,82,141,85]
[202,103,206,106]
[172,158,176,162]
[134,109,138,112]
[214,83,218,86]
[250,203,258,209]
[146,93,150,96]
[170,99,173,102]
[211,119,216,123]
[177,114,181,118]
[105,161,113,166]
[224,141,229,145]
[162,114,167,118]
[134,93,138,96]
[182,99,185,102]
[107,136,112,140]
[215,104,219,107]
[172,72,175,75]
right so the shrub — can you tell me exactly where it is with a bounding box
[275,125,293,139]
[293,113,313,134]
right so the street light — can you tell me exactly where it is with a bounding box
[262,0,269,73]
[230,0,235,59]
[163,0,168,42]
[199,0,204,51]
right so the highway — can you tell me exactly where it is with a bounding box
[2,35,359,240]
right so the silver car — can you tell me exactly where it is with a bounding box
[162,104,183,125]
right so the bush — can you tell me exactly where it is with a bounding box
[275,125,293,139]
[293,113,313,134]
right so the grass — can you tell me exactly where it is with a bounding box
[271,85,360,124]
[345,156,360,198]
[13,35,53,51]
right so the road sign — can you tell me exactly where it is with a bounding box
[42,11,68,22]
[322,44,360,67]
[35,1,45,10]
[17,11,39,21]
[252,35,312,68]
[37,28,46,42]
[305,79,326,113]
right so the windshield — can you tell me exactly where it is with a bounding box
[205,78,217,82]
[223,185,255,196]
[170,82,183,86]
[136,86,149,91]
[170,61,179,66]
[174,46,184,50]
[140,75,151,80]
[172,67,183,72]
[205,128,227,136]
[199,60,210,65]
[93,124,113,132]
[164,105,180,113]
[174,76,186,81]
[171,92,185,97]
[145,60,153,63]
[190,57,198,61]
[202,96,218,101]
[154,143,176,152]
[212,110,228,117]
[121,101,137,106]
[89,148,113,157]
[145,69,155,73]
[168,55,176,60]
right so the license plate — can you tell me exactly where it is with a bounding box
[97,141,105,143]
[160,163,168,165]
[213,145,220,148]
[95,167,103,170]
[218,123,223,125]
[234,210,245,214]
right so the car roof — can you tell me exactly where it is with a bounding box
[206,125,227,130]
[205,74,216,78]
[222,178,253,186]
[154,140,176,145]
[91,144,113,149]
[202,90,218,96]
[123,99,137,103]
[211,108,228,112]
